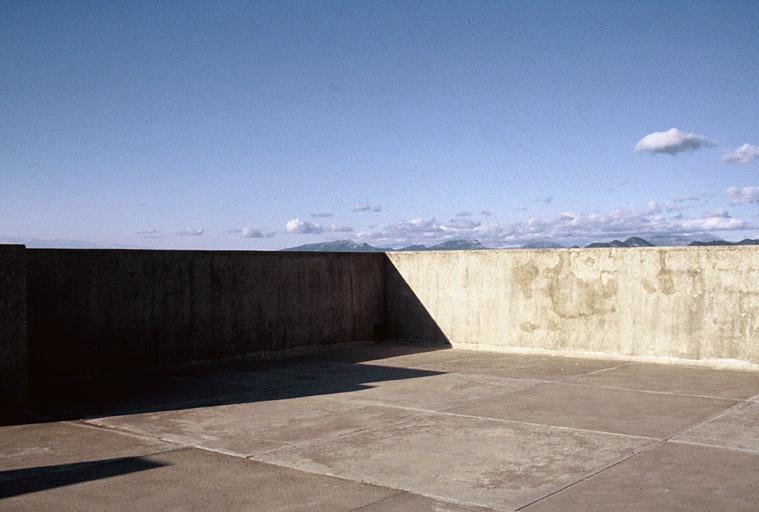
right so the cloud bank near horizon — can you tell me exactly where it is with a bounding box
[351,201,750,248]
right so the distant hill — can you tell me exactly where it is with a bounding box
[281,240,387,252]
[689,238,759,247]
[425,239,488,251]
[521,240,565,249]
[646,233,722,247]
[585,237,654,248]
[397,239,489,251]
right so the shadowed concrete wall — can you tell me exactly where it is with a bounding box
[385,247,759,365]
[0,245,27,407]
[27,250,385,380]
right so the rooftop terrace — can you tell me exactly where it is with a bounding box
[3,342,759,511]
[1,245,758,510]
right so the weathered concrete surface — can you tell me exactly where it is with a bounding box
[0,245,27,409]
[258,413,652,510]
[27,249,385,380]
[386,247,759,366]
[0,447,400,511]
[522,442,759,512]
[4,345,759,511]
[447,382,736,438]
[572,362,759,399]
[88,395,424,457]
[674,400,759,452]
[0,422,172,475]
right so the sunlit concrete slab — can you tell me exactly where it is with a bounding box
[0,447,399,511]
[89,395,423,457]
[329,372,537,411]
[406,352,623,381]
[521,442,759,512]
[0,422,171,475]
[257,413,652,511]
[357,492,497,511]
[571,363,759,399]
[674,401,759,452]
[446,382,736,438]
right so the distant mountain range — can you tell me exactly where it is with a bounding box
[282,240,387,252]
[282,239,488,252]
[283,237,759,252]
[688,238,759,246]
[401,240,487,251]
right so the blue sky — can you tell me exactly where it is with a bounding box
[2,0,758,249]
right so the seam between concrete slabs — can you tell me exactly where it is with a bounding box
[667,438,759,457]
[560,362,633,381]
[513,392,755,510]
[246,451,514,512]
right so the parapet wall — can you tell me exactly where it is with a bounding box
[0,245,27,408]
[385,247,759,366]
[26,249,385,381]
[2,244,758,409]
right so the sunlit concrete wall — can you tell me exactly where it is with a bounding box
[386,247,759,366]
[27,249,385,381]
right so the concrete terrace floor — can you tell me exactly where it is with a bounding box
[4,343,759,511]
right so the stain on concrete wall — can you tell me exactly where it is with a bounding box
[385,247,759,364]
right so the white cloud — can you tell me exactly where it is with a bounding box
[722,144,759,164]
[328,224,353,232]
[286,218,323,234]
[285,218,355,234]
[178,228,205,236]
[231,227,275,238]
[728,186,759,204]
[635,128,716,155]
[353,203,381,212]
[137,229,161,238]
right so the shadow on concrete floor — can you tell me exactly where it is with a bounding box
[0,456,168,498]
[10,338,451,427]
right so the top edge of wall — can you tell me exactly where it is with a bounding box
[389,245,759,254]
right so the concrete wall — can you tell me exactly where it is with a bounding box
[386,247,759,366]
[27,250,385,380]
[0,245,28,408]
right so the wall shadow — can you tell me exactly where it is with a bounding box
[24,358,447,421]
[0,457,167,499]
[382,254,450,343]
